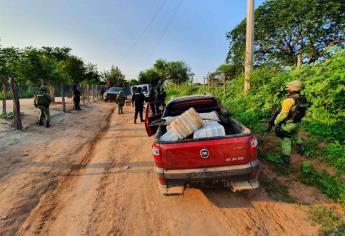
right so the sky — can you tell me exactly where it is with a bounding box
[0,0,264,83]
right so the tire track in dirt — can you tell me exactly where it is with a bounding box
[17,107,115,235]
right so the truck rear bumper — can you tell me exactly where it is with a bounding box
[155,159,259,180]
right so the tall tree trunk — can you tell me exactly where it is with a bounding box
[87,84,90,103]
[48,84,56,103]
[82,84,85,105]
[9,78,22,130]
[61,82,66,113]
[2,79,6,115]
[92,84,95,102]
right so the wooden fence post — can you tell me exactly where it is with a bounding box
[10,78,22,130]
[61,82,66,112]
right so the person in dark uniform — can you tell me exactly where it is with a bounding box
[155,86,162,113]
[149,88,156,115]
[133,87,145,124]
[72,85,81,110]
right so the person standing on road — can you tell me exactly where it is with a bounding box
[149,88,156,115]
[116,91,125,114]
[265,80,309,165]
[72,85,81,110]
[154,86,163,113]
[34,84,52,128]
[133,87,145,123]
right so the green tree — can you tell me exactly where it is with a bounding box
[0,47,23,129]
[138,68,160,86]
[103,66,126,87]
[166,61,193,85]
[226,0,345,67]
[63,56,86,84]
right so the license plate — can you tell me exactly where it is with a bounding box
[188,170,230,178]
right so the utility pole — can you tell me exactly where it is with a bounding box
[244,0,254,93]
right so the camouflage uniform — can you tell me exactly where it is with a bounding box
[274,80,308,164]
[34,85,52,127]
[116,91,125,114]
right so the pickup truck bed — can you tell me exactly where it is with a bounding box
[145,95,259,195]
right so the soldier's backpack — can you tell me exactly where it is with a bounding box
[36,94,51,107]
[290,96,309,123]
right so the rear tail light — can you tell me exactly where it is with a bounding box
[251,137,258,148]
[152,144,162,166]
[249,136,258,161]
[152,147,160,156]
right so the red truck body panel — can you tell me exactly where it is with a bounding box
[156,136,251,170]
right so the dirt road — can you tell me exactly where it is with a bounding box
[1,102,339,235]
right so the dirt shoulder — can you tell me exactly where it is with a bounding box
[0,100,114,235]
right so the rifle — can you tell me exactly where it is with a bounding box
[265,105,281,133]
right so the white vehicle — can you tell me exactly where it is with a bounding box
[131,84,150,97]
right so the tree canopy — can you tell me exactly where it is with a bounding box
[102,66,126,87]
[226,0,345,68]
[138,59,193,86]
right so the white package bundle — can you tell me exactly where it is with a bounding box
[193,121,225,139]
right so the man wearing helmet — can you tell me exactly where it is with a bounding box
[266,80,309,165]
[34,84,52,127]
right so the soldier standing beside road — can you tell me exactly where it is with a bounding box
[72,84,81,110]
[149,88,156,115]
[116,91,125,114]
[34,84,52,128]
[265,80,309,165]
[132,87,145,123]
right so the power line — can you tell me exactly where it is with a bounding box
[126,0,168,55]
[151,0,184,57]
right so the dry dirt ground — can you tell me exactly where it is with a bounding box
[0,100,342,236]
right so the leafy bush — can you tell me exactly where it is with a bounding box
[0,112,15,120]
[322,141,345,175]
[309,205,345,236]
[301,161,345,206]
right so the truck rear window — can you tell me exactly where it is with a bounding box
[166,99,219,116]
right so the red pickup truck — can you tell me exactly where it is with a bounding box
[145,95,259,195]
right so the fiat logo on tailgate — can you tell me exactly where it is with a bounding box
[200,148,209,159]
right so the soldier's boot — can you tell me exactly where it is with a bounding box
[296,144,305,155]
[46,121,50,128]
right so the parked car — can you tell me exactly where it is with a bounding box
[103,87,123,102]
[145,95,259,195]
[131,84,150,97]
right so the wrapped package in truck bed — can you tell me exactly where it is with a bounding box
[193,121,225,139]
[170,107,203,139]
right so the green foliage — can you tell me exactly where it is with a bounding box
[0,112,14,120]
[226,0,345,67]
[216,64,239,79]
[309,205,345,236]
[301,161,345,206]
[102,66,126,87]
[0,112,24,120]
[322,141,345,175]
[139,59,193,86]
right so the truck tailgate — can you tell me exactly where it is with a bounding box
[160,136,251,170]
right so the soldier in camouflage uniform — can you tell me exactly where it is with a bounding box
[34,85,52,127]
[266,80,309,165]
[116,91,125,114]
